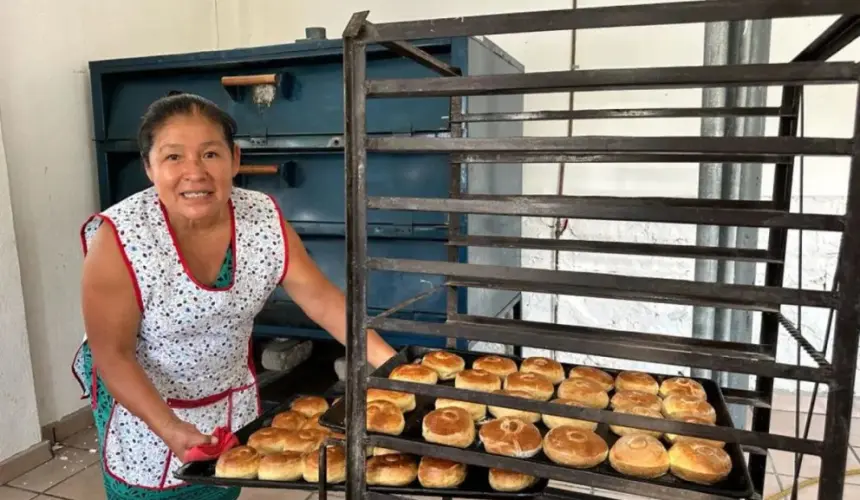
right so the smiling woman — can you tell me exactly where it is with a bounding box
[72,94,397,500]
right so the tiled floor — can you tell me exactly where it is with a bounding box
[3,399,860,500]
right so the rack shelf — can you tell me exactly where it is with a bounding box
[340,2,860,500]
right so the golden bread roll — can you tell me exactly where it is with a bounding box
[479,417,543,458]
[422,407,476,448]
[615,371,659,395]
[390,363,439,385]
[488,468,538,492]
[247,427,293,455]
[659,377,707,400]
[368,388,416,412]
[520,357,565,385]
[367,400,406,436]
[435,398,487,421]
[568,366,614,392]
[488,389,540,423]
[662,394,717,424]
[282,429,328,454]
[473,355,518,378]
[258,451,304,481]
[668,441,732,485]
[557,378,610,409]
[303,445,346,483]
[421,351,466,380]
[610,406,664,438]
[366,454,419,486]
[271,410,307,431]
[417,456,468,488]
[504,372,554,401]
[371,447,401,456]
[609,434,669,479]
[543,426,608,468]
[214,446,261,479]
[455,369,502,392]
[291,396,330,418]
[541,398,598,431]
[665,415,725,448]
[302,412,331,434]
[611,390,663,413]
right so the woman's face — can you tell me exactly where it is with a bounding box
[145,112,239,224]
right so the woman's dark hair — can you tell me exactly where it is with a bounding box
[137,93,238,165]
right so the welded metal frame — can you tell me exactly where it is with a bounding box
[342,3,860,500]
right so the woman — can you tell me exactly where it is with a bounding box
[72,93,397,500]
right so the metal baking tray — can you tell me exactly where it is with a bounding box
[321,346,754,499]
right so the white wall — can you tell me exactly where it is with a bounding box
[0,117,41,461]
[0,1,857,454]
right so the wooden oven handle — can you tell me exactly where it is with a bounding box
[221,74,277,87]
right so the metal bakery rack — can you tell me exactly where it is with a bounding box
[339,2,860,500]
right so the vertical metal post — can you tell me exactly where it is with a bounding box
[817,78,860,500]
[344,13,369,500]
[447,96,464,349]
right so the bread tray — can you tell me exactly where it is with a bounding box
[320,345,754,499]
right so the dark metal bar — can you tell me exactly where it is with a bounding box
[793,15,860,62]
[447,234,781,263]
[362,0,860,42]
[451,106,786,122]
[721,388,772,409]
[818,78,860,500]
[368,135,854,156]
[343,16,369,500]
[368,195,844,231]
[366,62,860,98]
[446,96,463,350]
[452,152,795,164]
[378,40,461,76]
[776,313,830,367]
[368,316,829,383]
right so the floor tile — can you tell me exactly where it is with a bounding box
[0,486,38,500]
[60,428,97,452]
[769,449,860,480]
[764,474,786,498]
[238,488,313,500]
[6,447,99,493]
[44,464,105,500]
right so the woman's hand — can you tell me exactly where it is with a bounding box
[161,419,217,462]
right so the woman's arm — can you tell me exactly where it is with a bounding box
[81,223,212,459]
[279,220,397,368]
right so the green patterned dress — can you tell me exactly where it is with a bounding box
[74,248,241,500]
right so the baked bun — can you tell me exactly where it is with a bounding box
[282,429,328,454]
[473,355,518,378]
[271,410,307,431]
[366,454,419,486]
[367,400,406,435]
[258,451,304,481]
[557,378,610,409]
[418,456,468,488]
[479,417,543,458]
[302,412,334,435]
[291,396,330,418]
[609,435,669,479]
[488,468,538,492]
[247,427,292,454]
[455,369,502,392]
[660,377,707,400]
[662,394,717,424]
[611,390,663,413]
[665,416,725,448]
[520,357,565,385]
[435,398,487,421]
[421,351,466,380]
[368,388,417,412]
[390,364,439,385]
[610,406,664,438]
[543,426,608,468]
[214,446,261,479]
[668,442,732,485]
[303,445,346,483]
[615,371,659,395]
[504,372,554,401]
[488,389,540,423]
[422,407,476,448]
[568,366,614,392]
[542,398,598,431]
